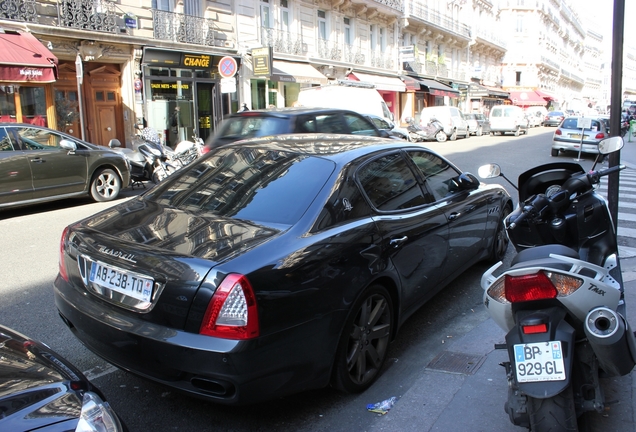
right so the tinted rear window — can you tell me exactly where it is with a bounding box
[149,147,335,225]
[211,116,288,146]
[561,118,601,131]
[492,107,517,118]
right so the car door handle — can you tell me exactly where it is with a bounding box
[449,212,461,221]
[29,158,45,163]
[389,236,408,248]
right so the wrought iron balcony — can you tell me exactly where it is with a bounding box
[370,0,404,13]
[1,0,38,22]
[409,3,471,39]
[153,10,234,48]
[344,44,365,65]
[261,28,305,56]
[370,49,394,69]
[317,38,343,61]
[475,29,508,50]
[425,60,437,76]
[58,0,119,33]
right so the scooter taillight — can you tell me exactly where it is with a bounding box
[505,272,557,302]
[522,323,548,334]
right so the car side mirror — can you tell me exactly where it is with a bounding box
[456,173,480,190]
[60,139,77,152]
[108,139,122,149]
[378,130,391,138]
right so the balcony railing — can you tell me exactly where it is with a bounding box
[261,28,305,56]
[1,0,37,22]
[344,44,365,65]
[153,10,234,48]
[370,49,394,69]
[317,38,343,61]
[409,3,471,39]
[475,28,507,50]
[58,0,119,33]
[371,0,405,13]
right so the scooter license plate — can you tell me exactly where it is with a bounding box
[514,341,566,383]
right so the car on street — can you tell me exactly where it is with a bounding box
[489,105,529,136]
[419,106,469,141]
[544,111,566,126]
[0,123,130,209]
[464,113,490,136]
[0,324,124,432]
[524,111,542,127]
[204,107,389,150]
[55,134,512,405]
[364,113,409,140]
[551,116,609,156]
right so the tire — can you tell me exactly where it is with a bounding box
[331,285,393,393]
[487,206,511,263]
[435,131,448,142]
[476,126,483,136]
[514,127,521,137]
[465,129,471,139]
[449,130,457,141]
[551,148,559,157]
[90,168,121,202]
[528,386,578,432]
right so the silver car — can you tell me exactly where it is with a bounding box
[551,117,609,157]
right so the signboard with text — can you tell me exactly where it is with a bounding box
[252,47,272,77]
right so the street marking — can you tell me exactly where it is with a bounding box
[83,364,118,380]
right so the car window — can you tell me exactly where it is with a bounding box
[407,150,461,201]
[370,117,389,130]
[0,127,15,151]
[316,114,348,134]
[215,116,288,143]
[295,115,317,133]
[357,153,428,211]
[344,113,378,136]
[14,127,65,150]
[149,147,335,226]
[561,118,601,131]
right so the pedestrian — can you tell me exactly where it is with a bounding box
[238,103,249,112]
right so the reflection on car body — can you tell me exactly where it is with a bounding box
[55,134,512,405]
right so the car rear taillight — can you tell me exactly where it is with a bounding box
[59,226,70,282]
[200,274,259,340]
[595,132,605,139]
[555,129,562,136]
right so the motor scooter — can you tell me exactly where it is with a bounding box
[405,117,446,142]
[478,136,636,431]
[165,136,204,167]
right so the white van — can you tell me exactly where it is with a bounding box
[489,105,529,136]
[524,106,548,127]
[419,106,469,141]
[297,83,394,123]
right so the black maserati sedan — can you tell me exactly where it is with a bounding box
[0,324,124,431]
[54,134,512,405]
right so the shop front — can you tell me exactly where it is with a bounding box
[468,83,509,115]
[0,28,58,128]
[142,48,240,146]
[401,76,459,124]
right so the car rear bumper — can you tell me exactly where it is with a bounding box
[54,277,337,405]
[552,138,600,154]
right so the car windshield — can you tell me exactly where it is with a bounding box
[561,118,602,131]
[213,116,288,145]
[147,146,335,226]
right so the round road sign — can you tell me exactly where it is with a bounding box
[218,56,238,78]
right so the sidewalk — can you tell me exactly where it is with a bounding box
[369,257,636,431]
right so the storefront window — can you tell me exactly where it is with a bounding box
[0,86,17,122]
[19,86,47,127]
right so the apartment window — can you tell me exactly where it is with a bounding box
[516,15,523,33]
[318,10,327,40]
[154,0,172,11]
[280,0,290,33]
[379,27,386,53]
[184,0,201,16]
[516,71,522,85]
[370,25,377,50]
[261,0,273,29]
[344,17,352,46]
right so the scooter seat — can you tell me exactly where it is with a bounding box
[510,244,579,272]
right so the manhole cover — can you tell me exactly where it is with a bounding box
[426,351,486,375]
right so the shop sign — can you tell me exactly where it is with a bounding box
[220,77,236,94]
[182,54,211,68]
[150,83,190,90]
[252,47,272,77]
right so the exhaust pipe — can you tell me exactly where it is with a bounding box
[585,307,636,377]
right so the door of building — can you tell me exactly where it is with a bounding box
[97,105,117,146]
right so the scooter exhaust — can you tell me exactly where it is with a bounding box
[584,307,636,377]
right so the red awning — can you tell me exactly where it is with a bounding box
[534,89,555,101]
[0,29,58,83]
[508,90,546,107]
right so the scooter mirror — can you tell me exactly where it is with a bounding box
[478,163,501,179]
[598,136,624,155]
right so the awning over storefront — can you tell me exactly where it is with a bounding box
[402,76,459,97]
[0,29,57,83]
[534,89,556,101]
[469,83,509,99]
[508,90,547,107]
[271,61,328,85]
[348,71,406,92]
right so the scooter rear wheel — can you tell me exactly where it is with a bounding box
[528,386,578,432]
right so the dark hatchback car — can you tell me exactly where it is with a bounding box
[0,324,124,431]
[204,107,388,149]
[0,124,130,209]
[544,111,566,127]
[55,135,512,405]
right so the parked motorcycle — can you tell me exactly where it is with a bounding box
[478,136,635,431]
[108,127,177,186]
[165,136,204,167]
[405,117,446,142]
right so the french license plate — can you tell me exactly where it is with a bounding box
[569,134,587,139]
[89,261,154,303]
[514,341,566,383]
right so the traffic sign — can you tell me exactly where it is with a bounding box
[218,56,238,78]
[220,77,236,93]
